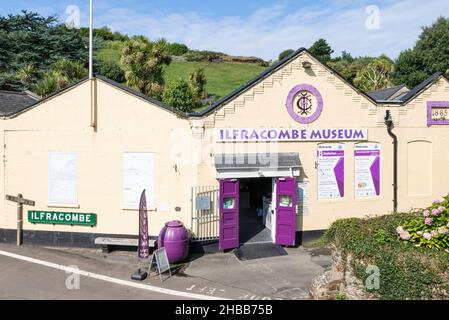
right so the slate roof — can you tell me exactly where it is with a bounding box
[3,75,189,119]
[367,85,408,102]
[0,90,39,117]
[398,72,444,102]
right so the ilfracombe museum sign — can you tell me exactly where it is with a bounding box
[215,128,368,142]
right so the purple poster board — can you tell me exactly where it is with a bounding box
[317,144,345,199]
[354,143,380,197]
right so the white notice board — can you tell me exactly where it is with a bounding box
[297,179,310,216]
[48,152,77,205]
[123,153,155,208]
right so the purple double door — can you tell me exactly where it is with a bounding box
[219,177,296,250]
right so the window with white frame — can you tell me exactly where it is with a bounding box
[48,152,78,205]
[123,152,155,208]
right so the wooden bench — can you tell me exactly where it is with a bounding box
[95,237,156,253]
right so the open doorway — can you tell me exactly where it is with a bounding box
[239,178,273,244]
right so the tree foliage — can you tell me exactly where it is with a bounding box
[120,38,171,99]
[79,26,129,42]
[32,59,87,97]
[354,55,394,92]
[95,59,125,83]
[189,68,207,101]
[328,53,374,85]
[163,78,195,112]
[394,16,449,87]
[308,39,334,63]
[168,42,189,56]
[0,11,87,91]
[184,50,223,62]
[278,49,294,61]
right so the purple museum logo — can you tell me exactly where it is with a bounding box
[286,84,323,124]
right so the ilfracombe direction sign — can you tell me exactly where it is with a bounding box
[28,210,97,226]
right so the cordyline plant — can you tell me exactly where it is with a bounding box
[397,193,449,251]
[120,37,171,100]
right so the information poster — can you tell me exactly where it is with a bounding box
[48,152,77,205]
[123,153,155,208]
[297,179,310,215]
[354,143,380,197]
[317,144,345,199]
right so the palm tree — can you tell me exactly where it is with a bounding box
[16,64,36,88]
[120,38,171,99]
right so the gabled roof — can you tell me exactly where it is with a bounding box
[0,90,39,117]
[1,51,447,118]
[367,85,408,102]
[188,47,303,117]
[398,72,444,103]
[188,47,382,117]
[5,75,189,119]
[95,75,188,117]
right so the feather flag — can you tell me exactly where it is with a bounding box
[138,189,149,259]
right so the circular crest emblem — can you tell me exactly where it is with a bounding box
[286,84,323,124]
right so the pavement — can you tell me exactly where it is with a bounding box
[0,243,331,300]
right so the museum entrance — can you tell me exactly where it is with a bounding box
[238,178,273,244]
[218,176,297,250]
[217,153,300,250]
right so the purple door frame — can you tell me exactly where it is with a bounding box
[219,179,239,250]
[275,177,297,246]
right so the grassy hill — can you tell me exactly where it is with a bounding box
[164,60,266,99]
[96,41,267,100]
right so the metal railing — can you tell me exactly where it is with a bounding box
[191,186,219,242]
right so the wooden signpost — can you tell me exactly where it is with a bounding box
[5,194,35,246]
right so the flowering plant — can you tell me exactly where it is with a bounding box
[396,194,449,250]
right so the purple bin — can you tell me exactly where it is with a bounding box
[157,220,190,263]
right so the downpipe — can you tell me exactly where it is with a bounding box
[384,110,398,212]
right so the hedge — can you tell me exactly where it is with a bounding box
[324,212,449,300]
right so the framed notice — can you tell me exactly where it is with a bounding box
[317,144,345,199]
[123,153,155,208]
[354,143,380,198]
[48,152,77,205]
[297,179,310,215]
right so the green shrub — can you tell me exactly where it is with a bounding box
[163,78,195,112]
[189,68,207,101]
[184,50,223,62]
[278,49,294,61]
[397,194,449,250]
[96,60,125,83]
[168,43,189,56]
[325,211,449,300]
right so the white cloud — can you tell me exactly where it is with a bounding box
[92,0,449,60]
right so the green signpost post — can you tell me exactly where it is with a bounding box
[28,210,97,226]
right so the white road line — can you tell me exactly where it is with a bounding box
[0,249,228,300]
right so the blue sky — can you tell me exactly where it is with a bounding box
[1,0,449,60]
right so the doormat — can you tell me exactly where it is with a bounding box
[234,243,288,261]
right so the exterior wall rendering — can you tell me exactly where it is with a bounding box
[1,49,449,246]
[1,80,195,236]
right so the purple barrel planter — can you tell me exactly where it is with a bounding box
[157,220,190,263]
